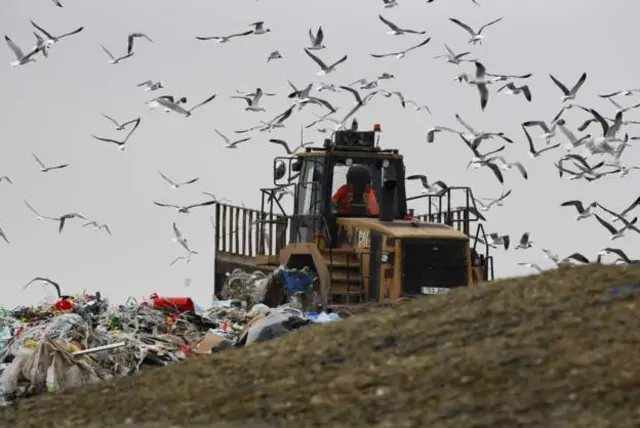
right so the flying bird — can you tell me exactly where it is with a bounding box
[137,80,164,91]
[267,50,282,62]
[215,129,251,149]
[5,35,41,66]
[30,20,83,47]
[231,88,266,111]
[0,227,9,244]
[172,222,197,254]
[32,153,69,172]
[522,125,560,158]
[517,262,543,273]
[308,26,326,50]
[249,21,271,35]
[127,32,154,55]
[25,200,56,221]
[304,49,347,75]
[147,94,216,117]
[0,175,14,184]
[153,199,217,214]
[433,43,472,64]
[378,15,426,35]
[158,171,200,189]
[598,248,640,264]
[268,139,311,155]
[382,0,398,7]
[100,113,140,131]
[497,82,532,102]
[100,44,134,64]
[468,61,491,110]
[406,174,448,195]
[560,200,598,220]
[195,30,253,43]
[55,212,88,233]
[23,277,67,299]
[92,117,142,151]
[370,37,431,59]
[594,215,639,240]
[449,17,504,44]
[549,72,587,102]
[515,233,533,249]
[83,221,111,235]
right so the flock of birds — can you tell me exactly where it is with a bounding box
[1,0,639,300]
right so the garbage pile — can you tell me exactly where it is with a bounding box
[0,266,339,404]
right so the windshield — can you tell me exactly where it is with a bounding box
[330,158,401,218]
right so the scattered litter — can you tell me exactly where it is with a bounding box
[0,265,339,404]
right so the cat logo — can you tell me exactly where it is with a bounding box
[357,229,370,248]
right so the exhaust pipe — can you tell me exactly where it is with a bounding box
[379,179,396,222]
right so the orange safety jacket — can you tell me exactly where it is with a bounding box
[332,184,379,215]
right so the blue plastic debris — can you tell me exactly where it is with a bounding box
[609,284,640,297]
[279,269,316,296]
[305,311,340,323]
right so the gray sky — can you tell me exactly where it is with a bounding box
[1,0,638,308]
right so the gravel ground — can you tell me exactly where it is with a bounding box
[4,264,640,428]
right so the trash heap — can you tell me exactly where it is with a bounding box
[0,265,339,404]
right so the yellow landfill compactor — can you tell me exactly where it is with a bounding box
[212,124,495,307]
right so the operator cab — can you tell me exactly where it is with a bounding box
[273,124,408,247]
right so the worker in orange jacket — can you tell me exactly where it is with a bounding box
[331,165,379,215]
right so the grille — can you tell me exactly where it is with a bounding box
[401,238,469,295]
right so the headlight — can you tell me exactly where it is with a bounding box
[381,253,389,263]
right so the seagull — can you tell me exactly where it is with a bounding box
[382,0,398,7]
[454,113,513,146]
[522,118,565,145]
[560,200,598,220]
[4,35,41,66]
[485,72,533,81]
[449,17,504,45]
[201,192,231,203]
[599,89,640,98]
[137,80,163,91]
[406,175,448,195]
[473,189,512,212]
[370,37,431,60]
[32,31,49,58]
[480,233,510,250]
[426,126,463,143]
[597,199,640,226]
[153,199,217,214]
[549,72,587,102]
[522,125,560,158]
[231,88,266,111]
[52,0,64,7]
[82,221,111,235]
[517,262,543,273]
[515,233,533,249]
[158,171,200,189]
[433,43,472,64]
[23,277,66,299]
[172,222,197,254]
[55,213,88,233]
[215,129,251,149]
[170,254,193,266]
[30,20,83,48]
[304,49,347,75]
[92,117,142,151]
[100,114,140,131]
[266,50,282,62]
[24,200,56,221]
[147,93,216,117]
[403,100,431,113]
[378,15,426,35]
[0,227,9,244]
[0,175,14,184]
[468,61,491,110]
[485,156,528,179]
[31,153,69,172]
[249,21,271,35]
[127,32,153,55]
[195,30,253,43]
[594,215,639,240]
[235,88,277,98]
[269,139,311,155]
[598,248,640,264]
[308,26,326,50]
[497,82,532,102]
[100,44,134,64]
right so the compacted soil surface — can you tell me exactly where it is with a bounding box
[4,264,640,428]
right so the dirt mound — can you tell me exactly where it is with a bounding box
[4,265,640,428]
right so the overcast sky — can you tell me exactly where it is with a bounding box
[0,0,638,308]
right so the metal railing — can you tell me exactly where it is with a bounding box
[213,201,289,258]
